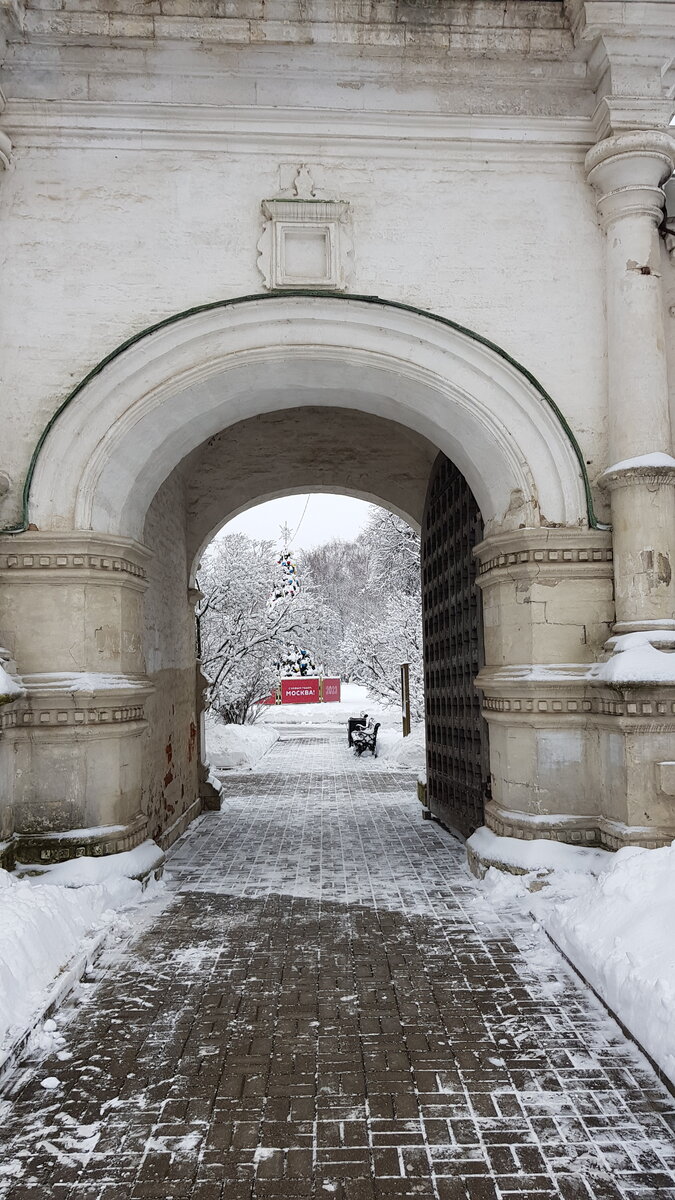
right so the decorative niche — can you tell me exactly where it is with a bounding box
[257,166,352,291]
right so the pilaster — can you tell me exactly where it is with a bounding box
[586,130,675,638]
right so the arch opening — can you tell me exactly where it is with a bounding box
[2,294,600,858]
[139,399,488,846]
[23,294,594,543]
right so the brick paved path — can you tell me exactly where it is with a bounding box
[1,728,675,1200]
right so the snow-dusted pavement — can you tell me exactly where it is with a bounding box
[1,728,674,1199]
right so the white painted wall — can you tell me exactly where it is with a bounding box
[0,142,608,532]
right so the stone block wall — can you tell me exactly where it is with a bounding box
[142,471,201,849]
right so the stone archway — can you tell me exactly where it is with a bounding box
[23,293,591,538]
[0,293,616,865]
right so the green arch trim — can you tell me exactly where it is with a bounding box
[1,290,606,534]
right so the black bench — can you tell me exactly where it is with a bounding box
[347,714,368,747]
[351,721,380,757]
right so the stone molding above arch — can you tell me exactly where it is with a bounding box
[18,294,596,541]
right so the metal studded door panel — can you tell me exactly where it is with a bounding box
[422,453,489,839]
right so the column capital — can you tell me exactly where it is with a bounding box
[585,130,675,228]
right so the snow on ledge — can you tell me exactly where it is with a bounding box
[24,672,150,693]
[589,631,675,685]
[0,664,23,701]
[602,451,675,474]
[467,827,610,874]
[32,840,164,886]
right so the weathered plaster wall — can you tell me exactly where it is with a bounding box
[142,471,199,848]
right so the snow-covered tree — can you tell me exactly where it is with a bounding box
[342,585,424,719]
[197,505,423,725]
[302,508,423,715]
[197,534,308,724]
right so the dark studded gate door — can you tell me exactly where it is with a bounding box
[421,453,490,838]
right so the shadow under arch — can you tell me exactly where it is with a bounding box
[5,291,604,538]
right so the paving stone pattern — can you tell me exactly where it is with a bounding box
[1,729,675,1200]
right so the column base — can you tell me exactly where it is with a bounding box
[483,800,675,852]
[479,664,675,852]
[12,812,150,865]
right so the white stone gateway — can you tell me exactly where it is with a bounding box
[0,1,674,868]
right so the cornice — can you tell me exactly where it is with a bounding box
[10,672,154,732]
[599,459,675,492]
[474,527,613,582]
[2,101,598,160]
[480,671,675,723]
[0,530,152,585]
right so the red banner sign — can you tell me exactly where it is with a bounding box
[281,678,320,704]
[322,678,341,702]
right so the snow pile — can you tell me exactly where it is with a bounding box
[205,715,279,770]
[478,833,675,1087]
[544,841,675,1086]
[0,842,163,1055]
[375,725,426,773]
[589,630,675,685]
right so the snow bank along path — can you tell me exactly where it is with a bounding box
[473,829,675,1089]
[204,715,279,770]
[0,842,163,1061]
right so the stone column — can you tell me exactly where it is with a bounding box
[586,130,675,636]
[0,532,154,862]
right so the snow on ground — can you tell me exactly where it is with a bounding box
[204,715,279,770]
[473,829,675,1087]
[206,688,425,772]
[256,682,401,729]
[0,842,164,1059]
[254,683,425,770]
[375,724,426,773]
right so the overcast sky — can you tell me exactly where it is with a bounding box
[221,494,375,550]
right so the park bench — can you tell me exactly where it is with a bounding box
[347,713,368,747]
[351,720,380,757]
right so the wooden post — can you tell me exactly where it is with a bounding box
[400,662,411,737]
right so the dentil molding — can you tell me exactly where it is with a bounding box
[473,527,613,583]
[0,531,152,586]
